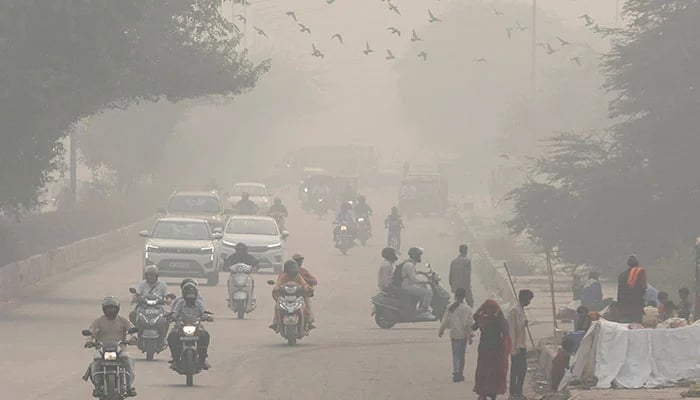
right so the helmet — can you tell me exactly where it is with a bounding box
[381,247,397,262]
[292,253,304,266]
[283,259,299,275]
[102,296,120,319]
[242,192,250,200]
[235,242,247,252]
[182,282,199,303]
[274,197,282,205]
[408,246,424,262]
[144,265,158,283]
[180,278,198,288]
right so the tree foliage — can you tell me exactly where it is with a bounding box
[0,0,267,215]
[508,0,700,268]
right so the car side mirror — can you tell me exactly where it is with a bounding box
[138,230,150,238]
[281,231,289,239]
[266,280,276,285]
[127,327,139,335]
[81,330,93,337]
[212,232,223,240]
[128,288,137,294]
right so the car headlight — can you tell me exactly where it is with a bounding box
[146,244,159,252]
[267,243,282,250]
[104,352,118,361]
[182,326,197,336]
[263,198,269,203]
[200,246,214,254]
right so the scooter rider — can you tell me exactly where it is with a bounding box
[130,266,171,323]
[86,296,137,398]
[235,192,258,215]
[270,260,313,331]
[291,253,318,329]
[268,197,288,218]
[354,195,373,235]
[167,282,211,370]
[333,201,356,242]
[223,242,260,272]
[398,247,434,318]
[378,247,398,291]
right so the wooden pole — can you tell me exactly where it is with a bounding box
[503,262,537,352]
[545,250,559,332]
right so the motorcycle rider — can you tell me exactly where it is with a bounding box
[270,259,313,331]
[378,247,398,291]
[397,247,434,318]
[130,266,171,321]
[223,242,260,272]
[333,201,356,243]
[291,253,318,329]
[384,206,405,250]
[167,282,211,370]
[354,195,373,235]
[235,192,258,215]
[171,279,204,310]
[86,296,137,398]
[268,197,288,218]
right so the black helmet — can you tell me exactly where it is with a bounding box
[235,242,247,252]
[382,247,397,262]
[182,282,199,303]
[180,278,198,289]
[283,259,299,275]
[408,246,424,262]
[102,296,120,319]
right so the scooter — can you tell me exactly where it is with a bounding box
[81,327,138,400]
[227,263,256,319]
[267,280,309,346]
[128,288,175,360]
[371,264,450,329]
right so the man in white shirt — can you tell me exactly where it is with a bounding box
[439,288,473,382]
[508,289,534,399]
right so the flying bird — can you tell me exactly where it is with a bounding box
[516,21,528,31]
[498,154,510,160]
[428,10,442,23]
[286,11,297,22]
[363,41,374,55]
[545,43,557,55]
[312,44,324,58]
[298,23,311,34]
[557,36,571,46]
[331,33,343,44]
[235,14,247,24]
[506,27,513,39]
[388,2,400,15]
[385,49,395,60]
[571,56,582,67]
[474,57,487,63]
[418,51,428,61]
[254,26,267,38]
[579,14,594,27]
[494,8,504,16]
[411,29,422,42]
[388,27,401,36]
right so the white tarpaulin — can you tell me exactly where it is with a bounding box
[572,319,700,388]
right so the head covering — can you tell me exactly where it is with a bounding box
[474,299,505,330]
[627,254,639,268]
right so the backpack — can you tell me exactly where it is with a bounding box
[392,260,410,287]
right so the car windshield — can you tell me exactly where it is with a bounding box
[168,195,220,214]
[226,219,279,235]
[152,221,210,240]
[232,185,267,197]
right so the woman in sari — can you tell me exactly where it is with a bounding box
[471,299,511,400]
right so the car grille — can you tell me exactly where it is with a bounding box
[158,247,201,254]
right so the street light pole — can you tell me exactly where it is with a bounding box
[531,0,536,99]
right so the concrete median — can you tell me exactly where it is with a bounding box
[0,218,152,301]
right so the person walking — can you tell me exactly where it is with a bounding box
[472,299,511,400]
[508,289,534,399]
[449,244,474,307]
[439,288,474,382]
[615,254,647,323]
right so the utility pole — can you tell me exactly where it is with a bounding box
[531,0,537,99]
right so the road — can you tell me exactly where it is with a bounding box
[1,188,490,400]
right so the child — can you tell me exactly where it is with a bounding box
[551,336,576,391]
[439,288,473,383]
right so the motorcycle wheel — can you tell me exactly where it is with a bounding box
[105,374,118,400]
[146,351,155,361]
[340,246,347,255]
[285,325,297,346]
[184,351,196,387]
[375,310,398,329]
[237,310,245,320]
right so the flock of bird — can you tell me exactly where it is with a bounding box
[231,0,608,67]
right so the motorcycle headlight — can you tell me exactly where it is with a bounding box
[104,352,118,361]
[340,225,348,231]
[358,218,365,222]
[182,326,197,336]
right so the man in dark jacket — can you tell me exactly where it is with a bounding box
[449,244,473,307]
[615,254,647,323]
[224,243,260,272]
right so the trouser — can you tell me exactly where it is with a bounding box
[306,297,315,323]
[452,287,474,308]
[387,230,401,250]
[451,339,468,377]
[510,348,527,395]
[167,330,210,362]
[90,351,135,388]
[404,284,433,310]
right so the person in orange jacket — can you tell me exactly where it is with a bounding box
[291,253,318,329]
[270,259,313,331]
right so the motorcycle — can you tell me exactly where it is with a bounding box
[314,195,328,218]
[357,216,371,246]
[81,327,138,400]
[227,263,256,319]
[267,280,309,346]
[270,212,286,232]
[334,222,355,255]
[167,311,214,387]
[370,263,450,329]
[128,288,174,360]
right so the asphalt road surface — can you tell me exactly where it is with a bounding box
[0,188,491,400]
